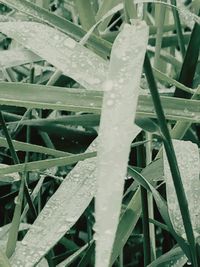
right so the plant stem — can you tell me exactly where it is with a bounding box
[144,53,198,266]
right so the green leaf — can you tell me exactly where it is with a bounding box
[0,49,41,68]
[95,21,148,267]
[0,0,111,56]
[0,21,108,90]
[0,249,11,267]
[0,137,71,158]
[147,246,187,267]
[163,140,200,238]
[128,167,190,259]
[0,151,96,176]
[9,140,97,266]
[1,83,200,123]
[6,174,25,258]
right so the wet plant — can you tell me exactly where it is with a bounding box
[0,0,199,267]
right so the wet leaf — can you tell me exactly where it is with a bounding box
[163,140,200,238]
[94,21,149,267]
[0,49,41,68]
[0,21,108,90]
[9,140,98,266]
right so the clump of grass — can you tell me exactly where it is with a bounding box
[0,1,199,267]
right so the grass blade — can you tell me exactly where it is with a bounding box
[174,9,200,97]
[0,49,41,68]
[147,246,187,267]
[144,53,197,265]
[0,0,111,56]
[1,82,200,122]
[0,21,107,90]
[0,249,11,267]
[95,21,148,267]
[163,140,200,238]
[9,140,97,266]
[6,173,25,258]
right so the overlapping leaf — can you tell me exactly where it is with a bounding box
[94,22,149,267]
[0,21,108,90]
[9,140,98,266]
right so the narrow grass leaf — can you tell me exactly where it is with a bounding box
[163,140,200,238]
[0,82,102,113]
[57,242,94,267]
[95,0,122,33]
[0,151,96,176]
[95,22,148,267]
[0,137,71,158]
[0,163,20,183]
[0,21,107,90]
[6,174,25,258]
[128,167,190,259]
[1,83,200,122]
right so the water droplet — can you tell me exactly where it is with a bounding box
[21,240,27,246]
[54,35,60,41]
[64,39,76,49]
[104,80,113,91]
[106,100,114,106]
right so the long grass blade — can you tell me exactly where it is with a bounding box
[95,21,148,267]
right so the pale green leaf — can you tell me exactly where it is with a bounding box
[0,49,41,68]
[0,21,107,90]
[95,21,149,267]
[163,140,200,238]
[9,140,98,266]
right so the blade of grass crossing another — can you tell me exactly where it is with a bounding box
[0,0,111,56]
[0,21,107,91]
[144,54,198,266]
[9,140,98,266]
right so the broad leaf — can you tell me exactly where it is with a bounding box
[95,21,149,267]
[0,21,108,90]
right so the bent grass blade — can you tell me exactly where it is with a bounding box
[0,21,107,91]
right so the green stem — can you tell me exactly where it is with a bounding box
[144,53,197,266]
